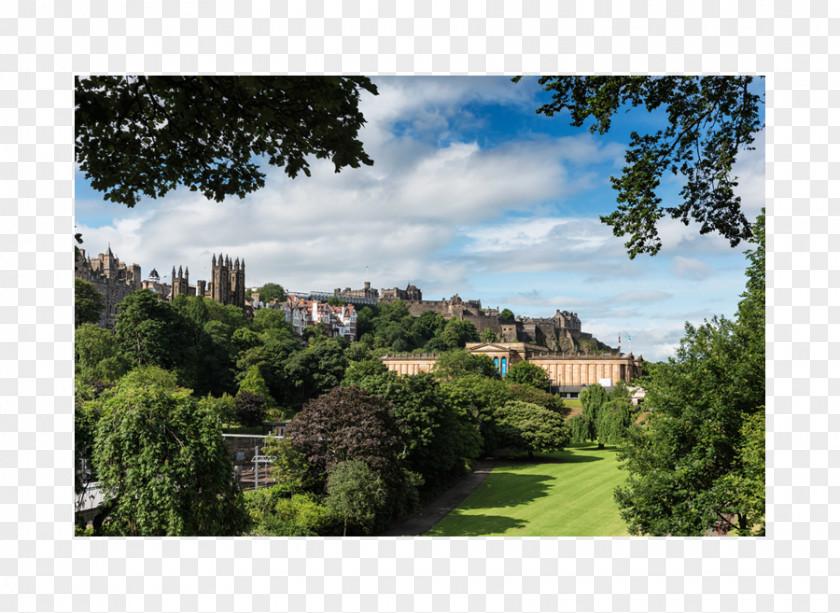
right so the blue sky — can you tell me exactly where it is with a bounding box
[75,76,765,361]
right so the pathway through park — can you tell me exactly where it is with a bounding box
[379,458,499,537]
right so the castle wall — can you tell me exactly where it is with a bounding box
[75,248,141,329]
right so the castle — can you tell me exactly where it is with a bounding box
[75,246,142,329]
[332,282,614,355]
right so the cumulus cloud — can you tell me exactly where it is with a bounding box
[74,76,756,363]
[671,256,714,280]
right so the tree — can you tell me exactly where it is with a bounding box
[516,76,763,258]
[75,76,378,206]
[707,410,765,535]
[342,358,388,386]
[499,308,515,322]
[75,278,105,327]
[440,318,480,349]
[325,460,387,536]
[432,349,499,381]
[481,328,498,342]
[251,308,289,334]
[579,383,607,442]
[90,366,249,535]
[284,386,415,527]
[506,382,565,414]
[493,401,570,458]
[255,282,287,303]
[75,323,117,372]
[245,489,341,536]
[505,361,551,391]
[234,390,267,428]
[614,213,765,535]
[355,371,482,489]
[114,289,194,370]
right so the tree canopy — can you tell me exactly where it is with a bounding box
[516,76,763,258]
[614,213,765,535]
[75,76,378,206]
[75,278,105,327]
[90,366,249,536]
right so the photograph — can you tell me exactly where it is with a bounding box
[73,75,765,537]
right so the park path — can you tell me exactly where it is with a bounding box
[378,459,499,537]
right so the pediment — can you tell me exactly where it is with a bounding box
[467,343,513,353]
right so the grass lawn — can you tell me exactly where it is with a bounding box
[425,443,630,537]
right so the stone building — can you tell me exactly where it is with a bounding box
[167,253,247,309]
[381,341,643,397]
[380,283,422,302]
[75,246,141,329]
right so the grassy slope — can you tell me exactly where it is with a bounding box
[425,443,630,537]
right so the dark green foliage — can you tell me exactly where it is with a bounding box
[708,410,765,535]
[354,372,482,489]
[577,382,632,447]
[235,390,266,428]
[614,214,765,535]
[442,375,511,452]
[505,361,551,391]
[342,358,388,386]
[75,323,128,384]
[499,308,515,322]
[518,76,763,258]
[91,366,249,536]
[580,384,607,425]
[255,283,287,303]
[506,383,565,414]
[432,349,499,381]
[283,338,349,408]
[440,318,480,349]
[75,278,105,327]
[76,76,378,206]
[199,392,236,426]
[325,460,388,536]
[114,289,195,371]
[412,311,447,344]
[596,398,632,447]
[284,386,416,527]
[493,401,570,457]
[481,328,498,342]
[251,308,289,334]
[567,414,592,444]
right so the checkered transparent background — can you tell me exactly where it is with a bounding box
[2,1,836,611]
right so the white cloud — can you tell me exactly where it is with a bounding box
[74,76,758,363]
[671,256,714,280]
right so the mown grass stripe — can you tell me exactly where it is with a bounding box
[426,444,630,536]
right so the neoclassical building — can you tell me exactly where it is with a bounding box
[381,342,643,396]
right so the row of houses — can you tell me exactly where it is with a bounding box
[253,294,358,342]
